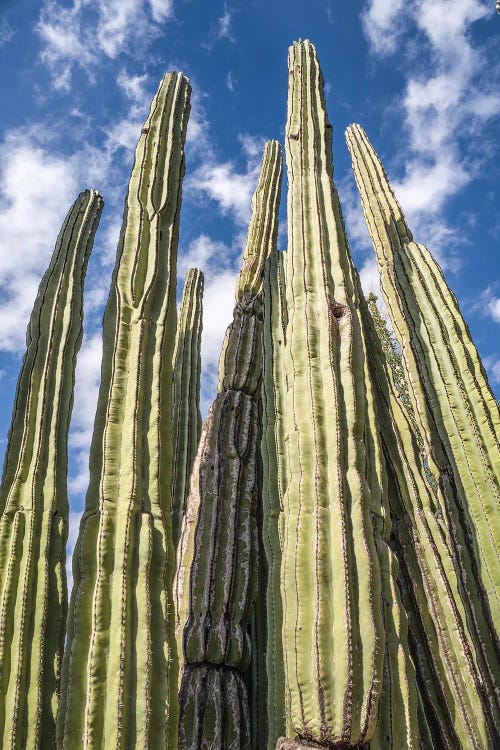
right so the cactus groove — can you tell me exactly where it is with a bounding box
[56,72,191,750]
[0,189,103,750]
[175,140,282,750]
[171,267,204,551]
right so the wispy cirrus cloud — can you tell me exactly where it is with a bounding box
[37,0,174,91]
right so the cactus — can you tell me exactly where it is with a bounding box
[175,140,282,750]
[0,190,102,749]
[57,72,190,750]
[365,295,499,748]
[279,40,388,748]
[346,123,500,728]
[258,247,288,750]
[171,268,204,551]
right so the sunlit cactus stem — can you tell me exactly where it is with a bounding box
[346,123,500,740]
[175,139,283,750]
[280,40,388,748]
[57,72,191,750]
[171,267,203,551]
[0,189,102,749]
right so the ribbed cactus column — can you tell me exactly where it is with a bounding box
[365,295,499,749]
[259,247,288,750]
[279,40,385,748]
[0,190,102,749]
[346,124,500,725]
[171,268,203,551]
[57,73,190,750]
[175,140,282,750]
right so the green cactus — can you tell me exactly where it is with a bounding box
[364,294,499,748]
[279,40,389,748]
[0,189,103,749]
[346,123,500,743]
[258,247,288,750]
[56,72,191,750]
[171,267,203,551]
[174,140,282,750]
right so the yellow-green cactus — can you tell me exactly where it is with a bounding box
[346,123,500,735]
[175,140,283,750]
[365,294,499,749]
[0,189,103,749]
[171,267,204,551]
[279,40,387,748]
[57,73,190,750]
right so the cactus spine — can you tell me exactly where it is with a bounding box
[171,268,203,551]
[279,40,387,748]
[57,73,190,750]
[346,123,500,735]
[365,294,498,748]
[175,140,282,750]
[0,190,102,749]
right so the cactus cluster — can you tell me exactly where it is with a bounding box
[0,35,498,750]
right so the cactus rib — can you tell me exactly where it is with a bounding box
[0,189,102,749]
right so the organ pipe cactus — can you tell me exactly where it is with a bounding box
[57,72,190,750]
[279,40,388,748]
[171,267,203,551]
[0,189,102,749]
[346,124,500,729]
[365,294,499,749]
[174,139,282,750]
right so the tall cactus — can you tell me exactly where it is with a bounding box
[57,73,190,750]
[171,267,204,551]
[259,247,288,750]
[346,123,500,724]
[279,40,387,748]
[0,189,103,749]
[175,140,282,750]
[365,295,499,748]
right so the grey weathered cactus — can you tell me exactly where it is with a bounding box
[57,72,190,750]
[0,189,102,749]
[175,140,283,750]
[279,40,388,748]
[171,267,203,551]
[365,294,499,749]
[346,123,500,730]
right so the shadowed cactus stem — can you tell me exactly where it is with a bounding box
[346,123,500,740]
[175,139,283,750]
[56,72,191,750]
[171,267,203,551]
[0,189,102,749]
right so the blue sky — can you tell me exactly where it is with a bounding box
[0,0,499,562]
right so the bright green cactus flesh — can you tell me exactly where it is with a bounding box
[56,72,191,750]
[0,189,103,749]
[175,139,282,750]
[171,267,203,551]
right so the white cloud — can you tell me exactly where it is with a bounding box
[360,0,500,264]
[483,356,500,385]
[0,19,15,47]
[217,6,235,42]
[117,69,149,102]
[226,71,235,92]
[37,0,174,90]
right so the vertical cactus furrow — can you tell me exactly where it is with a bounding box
[171,268,204,551]
[346,123,500,727]
[0,189,102,749]
[259,247,288,750]
[281,40,385,748]
[57,72,191,750]
[175,140,282,750]
[364,295,499,748]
